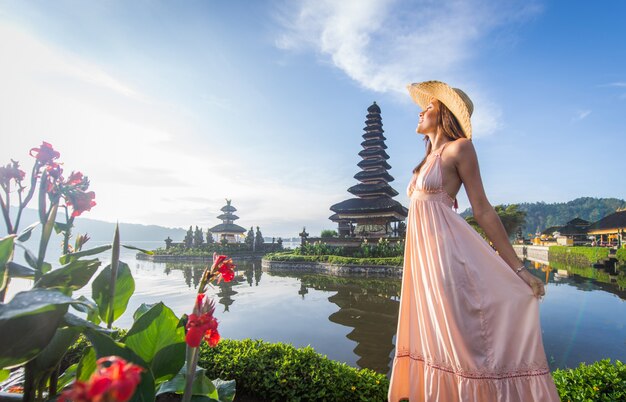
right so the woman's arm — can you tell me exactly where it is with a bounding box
[452,139,545,298]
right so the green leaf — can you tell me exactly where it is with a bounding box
[92,261,134,324]
[213,379,236,402]
[59,244,112,265]
[0,288,86,368]
[76,347,96,381]
[7,261,36,279]
[53,221,71,234]
[0,288,89,320]
[156,364,218,399]
[35,258,101,291]
[27,327,80,373]
[83,329,156,402]
[133,302,157,321]
[17,222,39,242]
[20,245,37,269]
[0,369,9,382]
[123,245,155,255]
[36,203,58,275]
[0,235,16,292]
[56,363,78,391]
[71,295,101,325]
[123,303,185,384]
[63,312,115,335]
[41,261,52,274]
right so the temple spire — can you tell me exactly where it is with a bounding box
[329,102,408,237]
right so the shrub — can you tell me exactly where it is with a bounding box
[199,339,388,402]
[552,358,626,402]
[320,229,338,239]
[264,251,403,267]
[549,246,610,267]
[616,248,626,265]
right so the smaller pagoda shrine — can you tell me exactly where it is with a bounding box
[329,102,408,237]
[209,199,246,243]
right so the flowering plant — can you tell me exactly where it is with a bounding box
[0,143,236,402]
[179,253,236,402]
[59,357,144,402]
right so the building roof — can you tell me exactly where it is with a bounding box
[360,139,387,149]
[367,102,381,114]
[354,169,394,183]
[221,205,236,212]
[566,217,590,226]
[357,158,391,170]
[348,183,399,197]
[587,209,626,232]
[541,225,562,235]
[330,197,408,217]
[358,148,390,159]
[209,223,247,234]
[216,213,239,221]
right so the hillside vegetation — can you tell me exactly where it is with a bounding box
[461,197,625,235]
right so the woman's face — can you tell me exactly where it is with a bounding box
[416,98,438,135]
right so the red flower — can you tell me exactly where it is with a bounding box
[0,161,25,186]
[66,171,84,185]
[67,190,96,217]
[30,141,60,165]
[46,164,64,181]
[212,253,235,283]
[185,293,220,348]
[58,356,144,402]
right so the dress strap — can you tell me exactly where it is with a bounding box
[434,141,450,156]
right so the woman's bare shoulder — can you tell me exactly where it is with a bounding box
[448,138,476,160]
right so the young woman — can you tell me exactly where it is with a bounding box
[388,81,560,401]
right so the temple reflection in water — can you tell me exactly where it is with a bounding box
[160,258,626,374]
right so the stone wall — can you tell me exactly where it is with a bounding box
[261,259,402,277]
[512,245,550,264]
[136,252,265,263]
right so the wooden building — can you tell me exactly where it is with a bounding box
[329,102,408,237]
[586,208,626,248]
[209,199,246,243]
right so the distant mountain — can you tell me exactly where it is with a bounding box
[460,197,626,235]
[0,208,187,242]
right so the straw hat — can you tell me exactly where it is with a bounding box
[407,80,474,139]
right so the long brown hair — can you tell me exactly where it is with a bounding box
[412,100,468,174]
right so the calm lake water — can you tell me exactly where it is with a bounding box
[6,241,626,376]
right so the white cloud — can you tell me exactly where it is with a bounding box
[275,0,541,137]
[573,109,591,121]
[0,21,335,237]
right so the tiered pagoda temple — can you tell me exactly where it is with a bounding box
[329,102,408,237]
[209,199,246,243]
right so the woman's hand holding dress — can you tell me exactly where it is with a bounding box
[518,269,546,299]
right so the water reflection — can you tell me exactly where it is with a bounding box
[154,258,625,375]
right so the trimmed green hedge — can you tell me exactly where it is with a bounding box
[549,246,610,267]
[617,248,626,265]
[552,359,626,402]
[199,339,388,401]
[61,337,626,401]
[264,251,402,267]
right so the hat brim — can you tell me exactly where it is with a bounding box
[407,81,472,139]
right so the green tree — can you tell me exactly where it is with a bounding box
[320,229,338,239]
[206,228,214,244]
[255,226,264,251]
[245,226,254,250]
[193,225,204,248]
[184,225,193,248]
[465,204,526,241]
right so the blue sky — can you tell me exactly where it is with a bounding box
[1,0,624,238]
